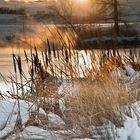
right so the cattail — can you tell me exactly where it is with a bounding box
[47,39,51,60]
[82,54,86,66]
[65,49,69,63]
[61,44,65,57]
[33,54,38,73]
[30,67,34,81]
[45,54,49,66]
[35,47,39,61]
[113,49,116,56]
[52,42,56,58]
[116,50,121,60]
[12,54,17,74]
[17,56,22,75]
[24,50,28,63]
[76,52,79,67]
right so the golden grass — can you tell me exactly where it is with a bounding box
[1,20,139,139]
[63,77,132,137]
[101,56,123,77]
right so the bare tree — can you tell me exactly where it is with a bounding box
[90,0,120,35]
[113,0,120,35]
[47,0,75,23]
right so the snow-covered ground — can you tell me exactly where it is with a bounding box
[0,99,46,139]
[1,99,140,139]
[0,61,139,139]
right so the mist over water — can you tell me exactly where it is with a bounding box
[0,21,139,91]
[0,48,29,91]
[0,23,77,91]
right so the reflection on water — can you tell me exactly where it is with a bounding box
[0,24,77,91]
[0,46,139,92]
[0,23,139,92]
[0,24,77,50]
[0,47,29,91]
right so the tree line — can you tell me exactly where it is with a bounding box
[0,7,26,15]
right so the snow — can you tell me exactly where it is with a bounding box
[73,138,93,140]
[8,126,63,140]
[0,67,140,139]
[0,48,140,139]
[48,112,66,129]
[111,65,140,140]
[124,64,136,76]
[57,64,140,140]
[0,99,46,139]
[117,117,140,140]
[111,63,140,83]
[83,36,140,43]
[59,99,66,114]
[94,101,140,140]
[0,99,67,139]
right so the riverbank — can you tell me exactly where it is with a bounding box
[0,46,140,139]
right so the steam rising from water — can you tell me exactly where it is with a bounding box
[0,17,77,49]
[17,24,77,49]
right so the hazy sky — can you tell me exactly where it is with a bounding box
[0,0,139,16]
[1,0,91,16]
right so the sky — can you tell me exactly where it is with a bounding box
[4,0,35,2]
[0,0,140,16]
[0,0,91,16]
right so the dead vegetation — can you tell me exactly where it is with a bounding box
[1,23,140,139]
[62,77,132,137]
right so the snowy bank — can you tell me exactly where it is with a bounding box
[0,99,45,139]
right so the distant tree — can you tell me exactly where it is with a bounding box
[113,0,120,35]
[47,0,75,23]
[0,7,26,15]
[90,0,120,35]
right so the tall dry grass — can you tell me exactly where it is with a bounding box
[1,22,139,139]
[62,77,133,138]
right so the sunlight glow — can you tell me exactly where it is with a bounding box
[4,0,36,3]
[78,0,86,2]
[76,0,87,4]
[4,0,88,3]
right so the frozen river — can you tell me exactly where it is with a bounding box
[0,46,139,92]
[0,23,139,40]
[0,23,140,92]
[0,48,29,91]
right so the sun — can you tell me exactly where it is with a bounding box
[78,0,86,2]
[76,0,88,5]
